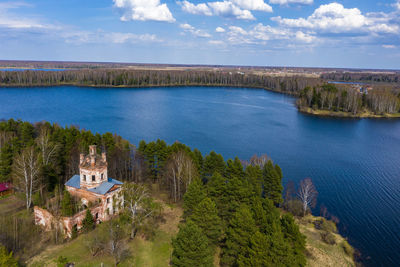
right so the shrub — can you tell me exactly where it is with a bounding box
[55,255,68,267]
[283,199,304,217]
[314,218,337,233]
[341,240,354,256]
[320,231,336,245]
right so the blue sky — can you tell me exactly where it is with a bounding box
[0,0,399,69]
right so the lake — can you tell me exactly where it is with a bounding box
[0,86,399,266]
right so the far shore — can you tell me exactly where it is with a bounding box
[298,107,400,119]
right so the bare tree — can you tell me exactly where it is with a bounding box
[164,150,197,202]
[103,219,129,267]
[122,183,161,239]
[13,147,41,210]
[298,178,318,217]
[249,154,270,168]
[36,128,59,166]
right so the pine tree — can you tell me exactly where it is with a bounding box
[81,209,95,233]
[237,231,273,267]
[221,205,258,266]
[225,157,244,179]
[172,221,213,267]
[190,197,223,246]
[203,151,225,178]
[263,161,283,206]
[61,190,74,216]
[0,143,13,182]
[183,178,207,218]
[280,214,307,266]
[245,165,263,197]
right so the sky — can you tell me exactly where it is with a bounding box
[0,0,399,69]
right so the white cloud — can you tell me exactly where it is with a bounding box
[177,1,213,16]
[295,31,314,43]
[208,40,225,45]
[208,1,255,20]
[272,3,399,34]
[230,0,272,12]
[113,0,175,22]
[269,0,313,5]
[180,23,211,37]
[178,0,272,20]
[0,2,52,29]
[395,1,400,10]
[382,44,396,49]
[216,26,226,32]
[224,23,316,45]
[62,30,161,44]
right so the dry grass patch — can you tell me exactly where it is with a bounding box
[297,215,355,267]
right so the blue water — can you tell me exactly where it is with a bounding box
[328,81,366,85]
[0,86,399,266]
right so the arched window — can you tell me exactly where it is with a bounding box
[83,175,86,181]
[92,175,95,181]
[101,173,104,180]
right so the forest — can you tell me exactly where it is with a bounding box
[321,72,400,84]
[0,118,339,266]
[0,69,320,94]
[296,84,400,115]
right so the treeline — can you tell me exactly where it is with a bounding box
[297,84,400,115]
[0,69,320,94]
[321,72,400,84]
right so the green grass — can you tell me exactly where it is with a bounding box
[0,194,25,216]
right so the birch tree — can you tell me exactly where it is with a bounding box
[122,183,161,239]
[13,146,41,210]
[164,150,197,202]
[36,128,59,166]
[298,178,318,217]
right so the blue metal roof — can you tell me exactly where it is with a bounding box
[65,175,80,189]
[88,182,115,195]
[108,177,123,185]
[65,175,122,195]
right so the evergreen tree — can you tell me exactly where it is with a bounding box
[263,161,283,206]
[172,221,213,267]
[225,157,244,179]
[237,231,274,267]
[207,172,229,222]
[183,178,207,218]
[81,209,95,233]
[0,245,18,267]
[280,214,307,266]
[245,165,263,197]
[190,197,223,246]
[61,190,74,216]
[203,151,225,178]
[221,205,258,266]
[0,143,13,182]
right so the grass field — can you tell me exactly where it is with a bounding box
[27,201,181,267]
[0,194,26,216]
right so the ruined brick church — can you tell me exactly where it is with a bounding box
[34,145,124,237]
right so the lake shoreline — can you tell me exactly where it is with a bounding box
[298,107,400,119]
